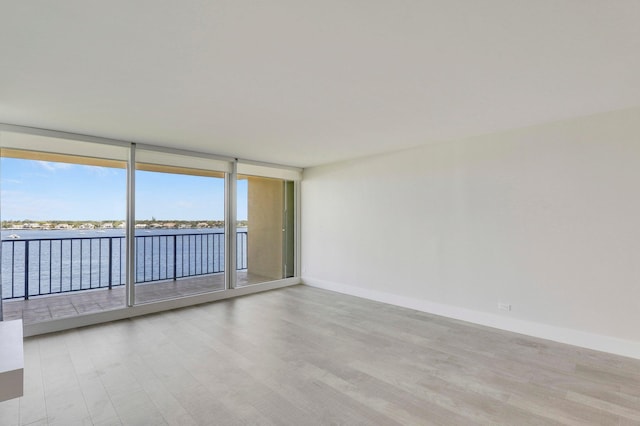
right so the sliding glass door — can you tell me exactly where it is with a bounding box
[0,131,128,323]
[134,148,229,304]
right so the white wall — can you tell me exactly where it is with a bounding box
[302,107,640,358]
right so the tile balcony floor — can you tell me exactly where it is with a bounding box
[2,271,270,325]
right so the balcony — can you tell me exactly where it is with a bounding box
[1,231,267,324]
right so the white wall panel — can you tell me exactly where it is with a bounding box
[302,106,640,357]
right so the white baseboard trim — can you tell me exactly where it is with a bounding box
[302,277,640,360]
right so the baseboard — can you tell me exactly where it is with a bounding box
[302,277,640,360]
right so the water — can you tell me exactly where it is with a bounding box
[1,228,247,299]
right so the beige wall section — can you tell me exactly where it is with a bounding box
[247,176,283,280]
[302,106,640,356]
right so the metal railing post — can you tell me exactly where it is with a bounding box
[173,235,177,280]
[24,240,29,300]
[11,242,16,298]
[108,237,113,289]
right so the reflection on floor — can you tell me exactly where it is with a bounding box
[2,271,274,325]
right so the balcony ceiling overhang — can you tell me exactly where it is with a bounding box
[1,1,640,168]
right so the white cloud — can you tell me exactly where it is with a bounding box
[82,165,115,177]
[36,161,74,172]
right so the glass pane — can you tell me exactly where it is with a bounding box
[0,148,127,323]
[236,175,294,286]
[134,160,225,304]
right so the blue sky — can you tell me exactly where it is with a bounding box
[0,158,247,221]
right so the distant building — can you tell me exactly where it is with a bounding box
[79,223,95,229]
[117,222,126,229]
[197,222,209,228]
[102,223,114,229]
[164,222,176,229]
[135,224,147,229]
[55,224,71,229]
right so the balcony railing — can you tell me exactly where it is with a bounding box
[1,232,248,300]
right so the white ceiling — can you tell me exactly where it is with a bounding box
[1,1,640,168]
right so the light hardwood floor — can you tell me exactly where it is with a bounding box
[1,285,639,425]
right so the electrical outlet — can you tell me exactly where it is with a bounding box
[498,302,511,311]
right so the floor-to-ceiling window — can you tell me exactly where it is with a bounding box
[0,127,300,330]
[0,131,128,323]
[133,147,230,304]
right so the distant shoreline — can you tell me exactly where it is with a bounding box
[1,219,248,231]
[0,227,249,242]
